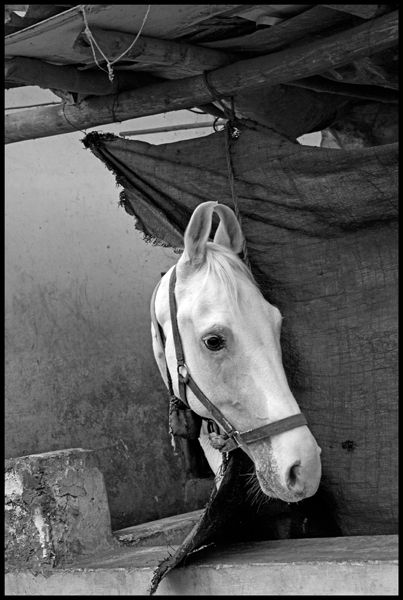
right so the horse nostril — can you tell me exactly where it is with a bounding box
[287,461,301,488]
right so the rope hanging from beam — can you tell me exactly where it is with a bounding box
[79,4,151,82]
[203,71,250,268]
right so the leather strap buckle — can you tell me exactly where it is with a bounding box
[178,364,190,384]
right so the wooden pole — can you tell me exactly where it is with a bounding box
[203,6,353,54]
[322,5,390,19]
[73,27,235,76]
[119,120,226,137]
[287,76,399,104]
[5,10,398,144]
[5,57,162,96]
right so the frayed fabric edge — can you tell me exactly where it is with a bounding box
[82,131,182,251]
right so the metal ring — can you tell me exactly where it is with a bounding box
[178,364,189,384]
[228,429,240,438]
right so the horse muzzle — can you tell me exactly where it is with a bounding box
[251,428,322,502]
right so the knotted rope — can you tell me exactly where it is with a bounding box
[79,4,151,83]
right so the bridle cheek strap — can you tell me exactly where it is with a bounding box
[168,265,309,456]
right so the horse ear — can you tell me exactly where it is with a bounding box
[213,204,244,254]
[182,201,217,266]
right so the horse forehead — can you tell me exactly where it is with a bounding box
[183,286,233,320]
[183,277,270,324]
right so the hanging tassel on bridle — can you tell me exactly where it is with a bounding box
[166,363,202,454]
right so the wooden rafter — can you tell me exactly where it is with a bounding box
[5,10,398,144]
[203,5,357,52]
[287,76,398,104]
[5,57,162,96]
[72,27,236,78]
[322,5,391,19]
[5,27,237,94]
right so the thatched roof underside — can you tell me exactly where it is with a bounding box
[5,4,398,147]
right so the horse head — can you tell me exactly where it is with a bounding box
[152,201,321,502]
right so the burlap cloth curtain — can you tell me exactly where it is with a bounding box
[83,122,397,542]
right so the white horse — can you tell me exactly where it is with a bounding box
[151,201,321,503]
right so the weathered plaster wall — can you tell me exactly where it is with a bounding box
[5,87,215,530]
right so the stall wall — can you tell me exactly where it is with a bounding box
[5,87,215,529]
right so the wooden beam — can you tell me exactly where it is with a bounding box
[73,27,236,77]
[5,56,162,96]
[119,120,226,137]
[194,103,226,119]
[203,6,356,53]
[5,29,236,94]
[5,10,398,144]
[286,76,399,104]
[322,5,391,19]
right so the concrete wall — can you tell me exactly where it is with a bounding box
[5,87,216,530]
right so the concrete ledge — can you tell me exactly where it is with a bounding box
[114,509,204,547]
[5,535,398,595]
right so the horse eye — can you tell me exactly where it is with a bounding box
[203,335,225,351]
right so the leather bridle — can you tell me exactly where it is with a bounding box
[152,265,308,457]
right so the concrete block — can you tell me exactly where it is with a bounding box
[5,448,115,571]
